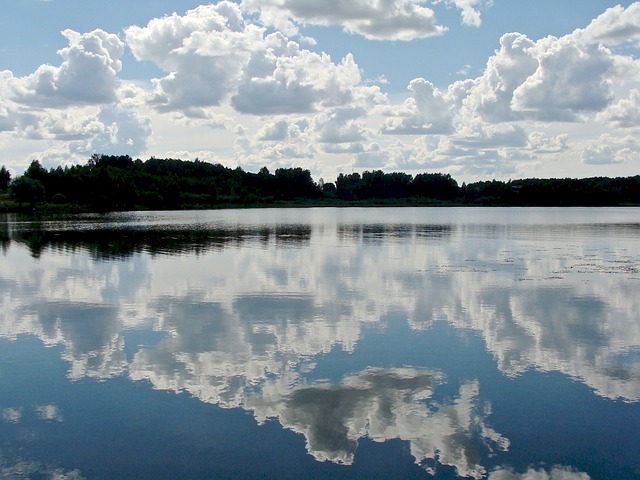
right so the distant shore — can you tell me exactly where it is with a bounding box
[2,155,639,214]
[3,196,639,217]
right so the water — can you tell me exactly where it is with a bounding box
[1,207,639,479]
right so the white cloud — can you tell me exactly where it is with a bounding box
[314,108,368,144]
[7,29,124,107]
[322,142,365,154]
[125,3,255,111]
[353,124,528,177]
[257,119,294,141]
[457,64,472,75]
[0,106,107,144]
[241,117,313,167]
[577,3,640,47]
[527,132,570,154]
[0,80,18,132]
[248,370,508,477]
[232,51,366,114]
[359,6,640,180]
[4,104,150,158]
[242,0,447,41]
[0,103,151,170]
[462,32,538,123]
[489,465,591,480]
[30,111,96,142]
[353,143,388,168]
[459,29,621,125]
[438,0,493,27]
[169,110,240,132]
[2,407,23,423]
[599,88,640,128]
[35,404,63,422]
[354,141,417,169]
[581,134,639,165]
[2,1,640,182]
[125,5,384,116]
[236,120,317,169]
[70,105,152,156]
[511,38,614,121]
[381,78,455,134]
[0,457,85,480]
[125,3,246,68]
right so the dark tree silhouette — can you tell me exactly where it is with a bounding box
[0,165,10,190]
[11,176,45,207]
[4,154,639,211]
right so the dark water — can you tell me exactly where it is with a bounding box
[1,207,639,479]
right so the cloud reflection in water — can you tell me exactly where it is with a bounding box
[1,208,639,477]
[248,368,508,479]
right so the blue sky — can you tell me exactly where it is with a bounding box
[1,0,639,183]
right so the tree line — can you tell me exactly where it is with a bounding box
[1,155,639,211]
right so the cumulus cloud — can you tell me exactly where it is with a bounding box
[232,51,367,114]
[353,141,420,169]
[125,4,383,116]
[358,130,528,177]
[2,0,640,181]
[0,457,85,480]
[352,143,387,168]
[7,29,123,107]
[438,0,493,27]
[462,32,538,123]
[0,83,18,133]
[455,122,528,149]
[239,139,316,165]
[457,28,621,125]
[599,89,640,128]
[511,39,614,121]
[361,4,636,179]
[125,3,254,111]
[577,3,640,47]
[248,369,508,477]
[581,134,639,165]
[249,368,445,465]
[527,132,569,154]
[76,105,152,156]
[4,104,151,159]
[243,117,312,162]
[236,120,317,170]
[169,110,241,132]
[2,407,22,423]
[489,465,591,480]
[240,114,335,168]
[242,0,447,41]
[381,78,454,134]
[258,120,293,141]
[314,108,368,144]
[126,3,246,67]
[35,404,64,422]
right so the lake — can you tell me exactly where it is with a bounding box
[1,207,639,479]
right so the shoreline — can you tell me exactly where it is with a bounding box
[2,198,639,218]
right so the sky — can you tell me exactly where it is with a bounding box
[1,0,639,184]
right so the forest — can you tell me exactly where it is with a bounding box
[1,155,639,212]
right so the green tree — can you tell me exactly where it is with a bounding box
[275,167,317,200]
[10,176,45,207]
[25,160,48,182]
[411,173,459,200]
[361,170,385,198]
[0,165,10,190]
[336,172,361,200]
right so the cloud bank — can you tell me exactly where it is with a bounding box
[1,1,639,181]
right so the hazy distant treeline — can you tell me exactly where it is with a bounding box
[2,155,639,211]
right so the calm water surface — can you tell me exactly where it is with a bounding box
[1,207,639,479]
